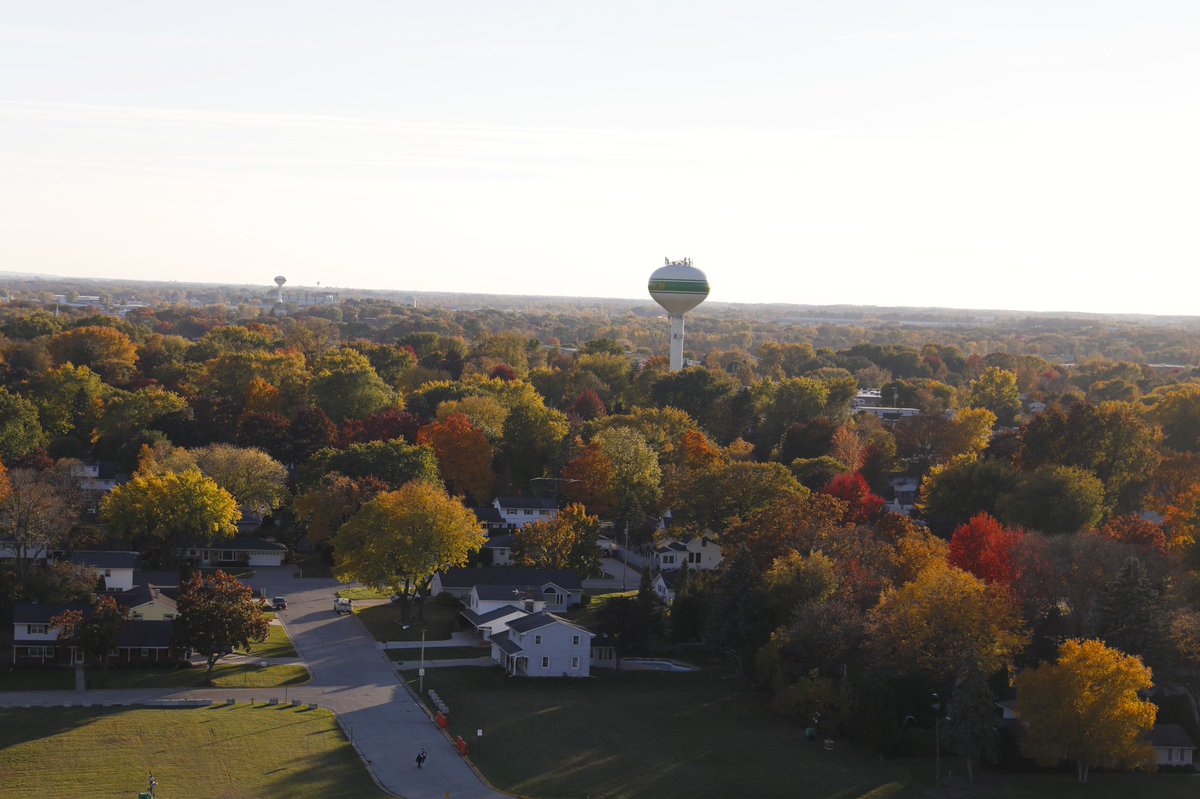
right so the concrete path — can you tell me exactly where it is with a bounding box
[1,568,507,799]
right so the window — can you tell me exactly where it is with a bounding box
[220,550,238,561]
[541,656,549,669]
[688,551,701,564]
[163,614,175,621]
[524,509,532,516]
[540,509,549,515]
[663,555,674,565]
[29,646,53,658]
[130,611,143,620]
[27,624,49,635]
[572,635,581,646]
[534,634,542,645]
[140,648,150,657]
[571,656,580,669]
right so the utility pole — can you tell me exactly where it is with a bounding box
[419,629,426,695]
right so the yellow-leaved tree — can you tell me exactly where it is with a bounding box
[1015,638,1156,783]
[332,480,485,619]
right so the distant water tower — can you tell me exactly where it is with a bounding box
[274,275,287,304]
[648,257,709,372]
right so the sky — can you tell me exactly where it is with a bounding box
[1,2,1198,315]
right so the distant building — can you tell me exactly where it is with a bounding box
[492,497,559,528]
[68,551,139,592]
[855,406,921,421]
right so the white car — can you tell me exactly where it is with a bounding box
[334,597,353,615]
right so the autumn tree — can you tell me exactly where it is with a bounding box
[1015,639,1156,783]
[918,456,1022,536]
[293,472,387,546]
[50,595,129,674]
[822,473,885,524]
[512,503,601,576]
[102,470,240,563]
[236,411,293,463]
[28,364,109,442]
[868,562,1028,685]
[966,366,1021,426]
[310,348,396,422]
[1000,465,1105,535]
[0,388,45,461]
[948,513,1023,587]
[0,464,84,579]
[672,462,806,535]
[174,570,271,680]
[48,325,138,384]
[303,440,440,490]
[561,440,620,516]
[1094,514,1168,554]
[500,396,569,485]
[416,413,494,504]
[332,481,485,618]
[191,444,289,518]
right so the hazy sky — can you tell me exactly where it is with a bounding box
[2,2,1198,314]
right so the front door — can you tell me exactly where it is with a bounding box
[72,647,85,665]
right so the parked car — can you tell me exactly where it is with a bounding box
[273,596,287,610]
[334,597,353,615]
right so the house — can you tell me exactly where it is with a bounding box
[888,476,921,515]
[117,584,178,621]
[10,603,177,666]
[483,534,515,567]
[489,611,594,677]
[492,497,559,528]
[431,567,583,612]
[1150,724,1196,768]
[853,389,883,409]
[855,406,921,421]
[652,570,683,604]
[652,536,723,572]
[181,537,287,567]
[70,461,126,515]
[0,540,52,563]
[69,551,139,591]
[472,506,513,535]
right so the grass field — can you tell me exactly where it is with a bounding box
[241,622,298,659]
[87,663,309,689]
[0,705,388,799]
[336,586,391,600]
[355,599,458,642]
[402,667,1200,799]
[386,645,489,661]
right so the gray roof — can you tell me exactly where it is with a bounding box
[494,496,559,511]
[476,585,531,601]
[472,507,508,525]
[506,611,592,636]
[118,584,178,611]
[13,602,88,625]
[491,630,523,656]
[69,551,139,569]
[484,534,515,549]
[438,567,581,591]
[656,570,683,589]
[461,605,527,627]
[1150,724,1196,749]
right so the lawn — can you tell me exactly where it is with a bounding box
[355,599,459,642]
[241,622,298,659]
[87,663,309,689]
[337,586,392,600]
[0,667,75,691]
[0,705,388,799]
[403,666,918,799]
[386,645,490,661]
[402,668,1200,799]
[568,590,636,629]
[292,552,333,578]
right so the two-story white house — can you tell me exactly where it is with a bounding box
[461,604,535,641]
[492,497,559,528]
[68,551,139,591]
[483,534,516,567]
[489,611,594,677]
[652,536,723,572]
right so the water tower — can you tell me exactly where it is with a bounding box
[648,257,709,372]
[273,275,287,304]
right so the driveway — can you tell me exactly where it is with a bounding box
[249,568,507,799]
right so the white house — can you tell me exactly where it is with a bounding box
[652,570,683,604]
[855,406,921,421]
[888,476,921,516]
[0,540,52,563]
[69,551,139,591]
[472,506,513,535]
[431,567,583,612]
[70,461,126,516]
[460,604,535,641]
[182,537,287,567]
[483,534,515,567]
[492,497,559,528]
[652,536,723,572]
[468,585,550,615]
[489,611,594,677]
[10,602,176,666]
[1150,724,1196,768]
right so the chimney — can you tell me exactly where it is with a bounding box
[524,600,535,613]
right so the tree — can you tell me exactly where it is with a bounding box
[704,549,770,675]
[310,348,396,422]
[948,513,1023,587]
[191,444,289,517]
[918,456,1022,536]
[174,570,271,680]
[0,465,83,579]
[304,440,440,490]
[512,503,601,576]
[672,462,805,535]
[1145,383,1200,453]
[500,397,569,485]
[1094,514,1168,555]
[288,406,337,461]
[1093,557,1170,668]
[1000,465,1105,535]
[0,388,45,461]
[293,472,387,546]
[966,367,1021,426]
[561,440,620,516]
[944,662,998,782]
[28,364,109,441]
[332,481,486,618]
[1015,639,1156,783]
[821,473,885,524]
[236,411,293,463]
[50,595,129,674]
[758,377,830,453]
[102,470,240,563]
[592,426,662,519]
[48,325,138,384]
[868,562,1027,684]
[416,413,494,504]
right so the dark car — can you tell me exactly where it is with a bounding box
[273,596,287,610]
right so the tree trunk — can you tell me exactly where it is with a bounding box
[206,653,218,682]
[966,755,974,782]
[1077,761,1089,783]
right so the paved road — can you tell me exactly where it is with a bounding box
[1,568,507,799]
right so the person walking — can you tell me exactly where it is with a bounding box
[415,749,427,769]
